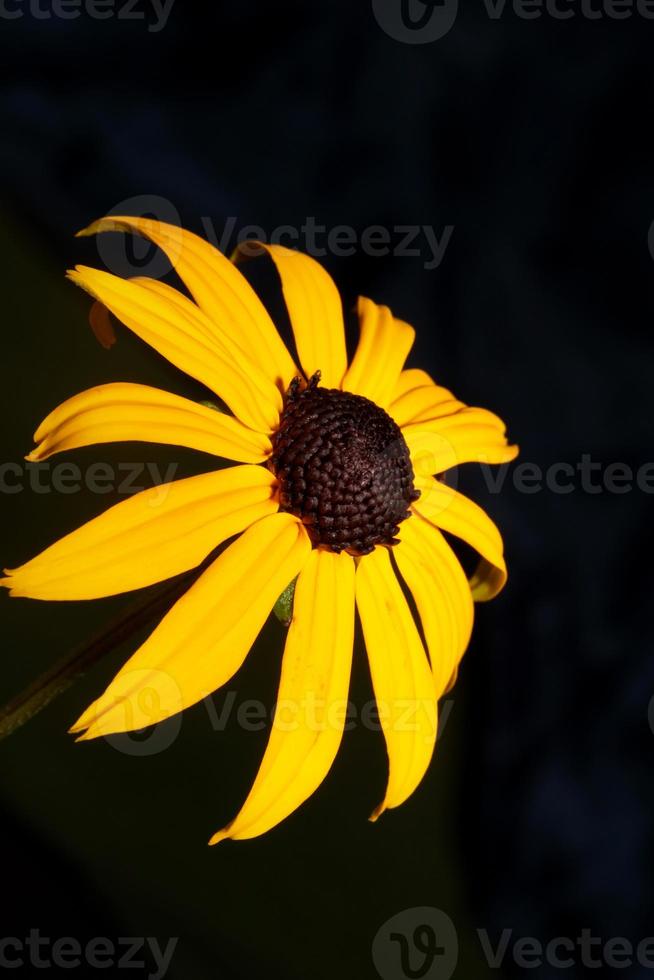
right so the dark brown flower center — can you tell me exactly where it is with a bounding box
[270,372,420,556]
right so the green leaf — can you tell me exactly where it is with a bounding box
[198,399,227,414]
[273,577,297,627]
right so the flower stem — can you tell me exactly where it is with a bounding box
[0,570,196,743]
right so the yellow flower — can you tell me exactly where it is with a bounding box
[2,216,518,842]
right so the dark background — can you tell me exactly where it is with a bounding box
[1,2,653,978]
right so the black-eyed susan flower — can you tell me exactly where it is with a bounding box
[2,216,518,842]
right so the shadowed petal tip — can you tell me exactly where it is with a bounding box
[368,802,386,823]
[208,828,232,846]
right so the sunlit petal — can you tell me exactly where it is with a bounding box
[68,266,281,433]
[77,216,297,391]
[342,298,415,407]
[395,512,474,697]
[413,475,508,601]
[27,383,271,464]
[3,466,279,601]
[71,513,311,737]
[235,242,348,389]
[356,546,437,819]
[211,549,355,842]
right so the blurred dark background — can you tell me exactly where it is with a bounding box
[1,2,653,978]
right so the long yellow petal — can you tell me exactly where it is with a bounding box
[388,383,463,428]
[71,513,311,737]
[27,383,271,464]
[394,513,474,697]
[392,368,436,400]
[413,476,508,601]
[77,216,297,392]
[404,413,519,476]
[211,549,355,843]
[235,242,347,389]
[2,466,279,601]
[68,266,280,433]
[342,298,415,408]
[355,546,437,819]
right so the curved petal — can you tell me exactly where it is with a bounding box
[2,466,279,601]
[71,513,311,737]
[394,513,474,697]
[413,476,508,601]
[68,266,281,433]
[403,413,519,476]
[341,298,414,407]
[77,216,297,391]
[211,549,355,843]
[389,383,463,428]
[355,546,438,819]
[235,242,347,389]
[392,368,436,401]
[27,383,271,464]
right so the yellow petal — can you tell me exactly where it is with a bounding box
[404,412,519,476]
[355,546,438,819]
[342,298,415,408]
[235,242,348,389]
[2,466,278,601]
[413,476,508,601]
[72,513,311,737]
[68,266,281,433]
[77,216,297,392]
[394,512,474,697]
[392,368,436,400]
[389,383,463,428]
[211,549,355,843]
[27,383,271,464]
